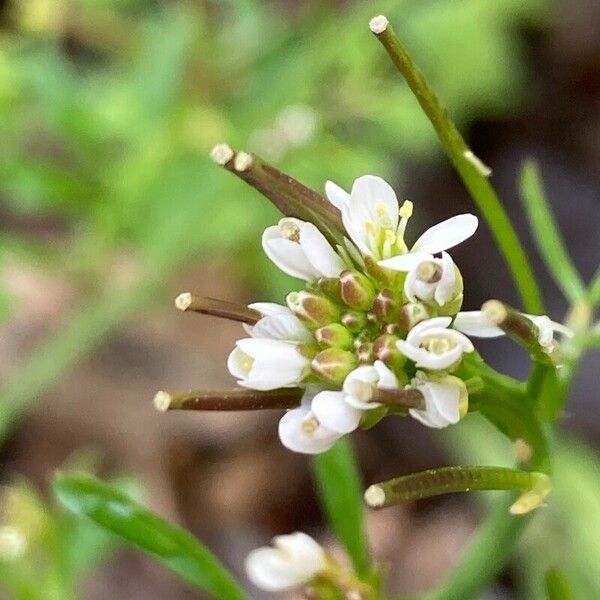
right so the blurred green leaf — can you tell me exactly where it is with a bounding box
[53,473,249,600]
[311,438,370,578]
[520,161,586,303]
[545,567,573,600]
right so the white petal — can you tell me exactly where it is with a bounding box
[311,391,362,434]
[406,317,453,344]
[378,252,433,272]
[250,314,312,342]
[396,340,464,370]
[262,233,321,281]
[274,532,325,572]
[424,381,460,424]
[433,252,457,305]
[374,360,398,388]
[424,327,474,352]
[325,180,350,211]
[227,347,250,380]
[411,214,478,254]
[245,544,319,591]
[299,222,345,277]
[248,302,291,316]
[278,408,340,454]
[453,311,505,338]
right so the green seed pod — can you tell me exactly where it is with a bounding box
[314,323,354,350]
[311,348,357,385]
[341,310,368,333]
[340,270,376,311]
[286,291,340,329]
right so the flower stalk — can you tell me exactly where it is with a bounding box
[174,293,261,324]
[153,388,303,412]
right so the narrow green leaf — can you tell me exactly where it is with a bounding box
[519,161,586,303]
[53,474,248,600]
[545,567,573,600]
[588,266,600,307]
[311,438,370,577]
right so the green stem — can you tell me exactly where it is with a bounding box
[370,17,544,314]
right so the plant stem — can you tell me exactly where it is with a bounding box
[370,16,544,314]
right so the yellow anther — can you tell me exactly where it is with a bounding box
[399,200,413,219]
[423,336,453,354]
[279,219,301,242]
[301,414,319,435]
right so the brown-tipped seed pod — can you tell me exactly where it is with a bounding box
[311,348,357,385]
[340,270,377,311]
[341,310,369,333]
[398,301,429,332]
[371,288,398,321]
[314,323,354,350]
[287,291,340,329]
[373,334,406,369]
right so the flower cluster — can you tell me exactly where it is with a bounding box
[227,175,521,453]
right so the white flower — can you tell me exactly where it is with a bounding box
[245,532,326,592]
[227,338,310,391]
[278,393,341,454]
[310,361,397,436]
[262,217,345,281]
[243,303,312,342]
[396,317,474,370]
[400,251,458,306]
[453,310,573,352]
[408,372,468,429]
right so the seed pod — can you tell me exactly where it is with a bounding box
[314,323,354,350]
[340,270,376,311]
[311,348,357,385]
[287,291,340,329]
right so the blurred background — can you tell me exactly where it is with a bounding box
[0,0,598,598]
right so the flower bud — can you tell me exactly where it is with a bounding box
[317,277,342,302]
[340,270,376,311]
[373,334,406,369]
[311,348,357,385]
[398,302,429,332]
[356,342,374,364]
[341,310,368,333]
[371,288,398,322]
[314,324,354,350]
[287,291,340,329]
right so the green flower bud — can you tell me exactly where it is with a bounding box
[356,341,374,364]
[341,310,368,333]
[398,302,429,332]
[311,348,357,385]
[371,288,398,321]
[340,270,376,311]
[287,291,340,329]
[373,334,406,369]
[317,277,342,302]
[314,323,354,350]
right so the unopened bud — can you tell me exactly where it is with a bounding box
[340,270,376,311]
[318,277,342,302]
[371,288,398,321]
[312,348,357,385]
[287,291,340,329]
[398,302,429,332]
[315,323,354,349]
[373,334,405,369]
[341,310,368,333]
[356,342,374,364]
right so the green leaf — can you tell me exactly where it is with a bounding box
[545,567,573,600]
[588,266,600,307]
[53,474,248,600]
[311,438,370,577]
[519,161,586,303]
